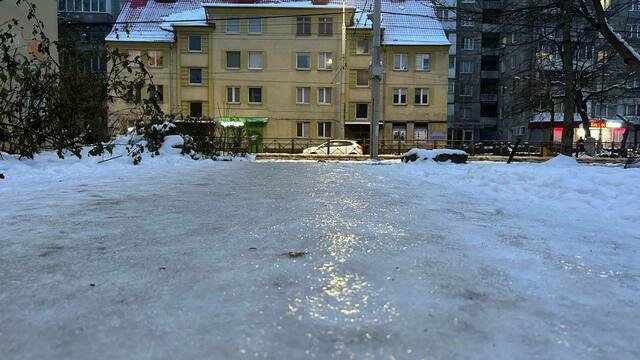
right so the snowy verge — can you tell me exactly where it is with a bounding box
[0,135,253,182]
[401,148,469,163]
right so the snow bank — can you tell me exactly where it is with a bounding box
[401,148,469,163]
[402,148,468,159]
[542,154,579,168]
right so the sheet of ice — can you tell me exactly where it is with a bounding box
[1,157,639,359]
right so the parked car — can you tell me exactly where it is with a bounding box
[302,140,363,155]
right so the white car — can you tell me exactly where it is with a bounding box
[302,140,363,155]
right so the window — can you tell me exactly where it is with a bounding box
[392,123,406,141]
[226,51,241,69]
[190,102,202,118]
[463,38,474,50]
[296,52,311,70]
[318,122,332,138]
[318,87,332,105]
[461,84,473,97]
[227,87,240,104]
[414,124,428,140]
[297,122,310,137]
[393,88,407,105]
[511,55,518,69]
[248,17,262,34]
[149,85,163,103]
[296,87,311,104]
[460,60,474,74]
[148,50,163,68]
[296,17,311,36]
[356,103,368,119]
[629,24,640,39]
[90,56,104,73]
[248,87,262,104]
[393,53,408,71]
[511,32,517,44]
[60,0,106,12]
[449,55,456,70]
[356,70,369,87]
[226,17,240,34]
[461,18,474,27]
[356,38,370,54]
[248,51,263,70]
[318,52,333,70]
[415,88,429,105]
[127,50,141,66]
[416,53,430,71]
[319,17,333,36]
[188,35,202,52]
[625,104,640,116]
[189,68,202,85]
[631,2,640,11]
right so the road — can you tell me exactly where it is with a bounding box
[1,161,638,359]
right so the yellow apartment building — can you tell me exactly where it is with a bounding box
[106,0,450,143]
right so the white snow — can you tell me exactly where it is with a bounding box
[402,147,468,159]
[1,157,639,358]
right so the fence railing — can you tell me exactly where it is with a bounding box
[190,137,640,158]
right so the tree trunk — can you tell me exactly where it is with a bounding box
[560,0,576,156]
[575,90,592,139]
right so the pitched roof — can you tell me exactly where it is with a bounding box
[107,0,449,46]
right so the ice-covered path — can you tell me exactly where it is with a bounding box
[1,159,639,359]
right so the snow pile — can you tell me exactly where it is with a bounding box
[402,148,468,159]
[401,148,469,163]
[543,154,579,168]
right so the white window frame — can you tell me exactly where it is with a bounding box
[127,50,141,67]
[392,88,407,105]
[226,17,241,34]
[318,17,333,36]
[461,84,473,97]
[188,35,202,52]
[227,86,240,104]
[415,88,429,105]
[416,53,430,71]
[296,87,311,104]
[318,87,332,105]
[355,103,368,119]
[248,51,263,70]
[356,70,369,87]
[296,122,310,137]
[189,68,203,85]
[226,51,241,69]
[248,87,262,104]
[463,38,474,50]
[248,17,262,35]
[317,122,332,138]
[356,38,370,55]
[147,50,163,68]
[393,53,408,71]
[318,52,333,70]
[296,52,311,70]
[460,60,473,74]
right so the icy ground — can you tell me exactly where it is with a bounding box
[1,155,639,359]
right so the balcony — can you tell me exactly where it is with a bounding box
[480,71,499,79]
[480,94,498,102]
[481,117,498,127]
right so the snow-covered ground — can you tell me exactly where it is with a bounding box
[1,154,639,359]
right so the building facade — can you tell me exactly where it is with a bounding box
[0,0,59,60]
[57,0,123,72]
[106,0,450,144]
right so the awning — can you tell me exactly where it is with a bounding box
[219,117,268,124]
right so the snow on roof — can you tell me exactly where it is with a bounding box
[107,0,449,46]
[106,0,205,43]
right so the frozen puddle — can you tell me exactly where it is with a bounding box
[1,161,639,359]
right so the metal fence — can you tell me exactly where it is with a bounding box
[191,137,640,158]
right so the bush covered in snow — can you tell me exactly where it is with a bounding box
[401,148,469,164]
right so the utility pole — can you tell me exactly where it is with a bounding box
[370,0,382,160]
